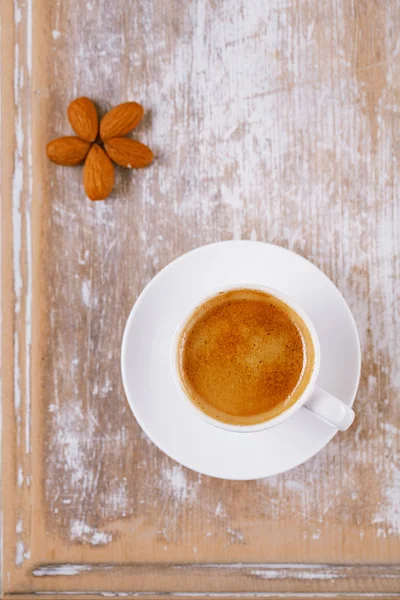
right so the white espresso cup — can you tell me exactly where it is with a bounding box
[171,285,355,433]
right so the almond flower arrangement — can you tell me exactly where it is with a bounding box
[46,97,153,200]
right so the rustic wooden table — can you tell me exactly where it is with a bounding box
[2,0,400,598]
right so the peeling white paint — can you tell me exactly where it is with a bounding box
[33,564,95,577]
[16,518,23,534]
[15,540,24,568]
[81,279,91,307]
[69,520,112,546]
[17,465,23,488]
[162,465,191,503]
[250,568,343,581]
[227,528,245,544]
[215,501,226,518]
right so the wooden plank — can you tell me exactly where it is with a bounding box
[1,0,39,593]
[1,0,400,597]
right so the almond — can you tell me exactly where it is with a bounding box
[46,136,91,166]
[100,102,144,141]
[68,97,98,142]
[84,144,114,201]
[104,137,153,168]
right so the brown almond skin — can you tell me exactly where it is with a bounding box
[104,138,154,168]
[100,102,144,141]
[68,97,98,142]
[46,136,91,166]
[84,144,115,201]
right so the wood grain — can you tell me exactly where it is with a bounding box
[1,0,400,597]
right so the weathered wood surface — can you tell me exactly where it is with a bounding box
[1,0,400,597]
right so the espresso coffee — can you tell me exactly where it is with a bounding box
[177,289,315,425]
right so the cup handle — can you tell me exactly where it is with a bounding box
[303,386,355,431]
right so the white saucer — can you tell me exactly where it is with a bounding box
[121,241,361,480]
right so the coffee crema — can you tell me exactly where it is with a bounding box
[177,289,315,425]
